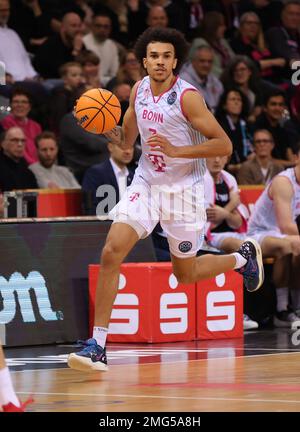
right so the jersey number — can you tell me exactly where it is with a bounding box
[148,128,166,172]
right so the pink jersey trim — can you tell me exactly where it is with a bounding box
[180,88,198,120]
[133,80,142,106]
[150,75,179,104]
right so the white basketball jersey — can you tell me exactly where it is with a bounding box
[134,75,207,186]
[248,168,300,233]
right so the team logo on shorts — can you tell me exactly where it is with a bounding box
[167,91,177,105]
[178,241,192,253]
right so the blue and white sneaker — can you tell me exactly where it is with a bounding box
[235,238,264,292]
[67,338,108,372]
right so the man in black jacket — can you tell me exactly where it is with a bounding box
[82,127,134,215]
[0,126,37,192]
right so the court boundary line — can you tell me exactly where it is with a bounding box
[9,350,300,374]
[15,390,300,405]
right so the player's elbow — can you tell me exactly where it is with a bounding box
[223,137,232,157]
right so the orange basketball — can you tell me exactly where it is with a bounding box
[75,88,121,134]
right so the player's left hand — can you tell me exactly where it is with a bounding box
[146,134,178,158]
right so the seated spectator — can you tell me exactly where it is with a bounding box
[230,12,286,84]
[76,50,104,90]
[215,88,253,174]
[253,90,294,166]
[266,1,300,80]
[33,12,84,80]
[180,45,223,113]
[112,83,131,124]
[221,55,271,121]
[0,0,38,81]
[83,12,119,86]
[237,129,284,185]
[189,11,235,78]
[286,87,300,148]
[29,131,80,189]
[48,62,85,134]
[204,154,258,330]
[82,126,134,215]
[0,126,37,191]
[59,111,109,183]
[239,0,283,32]
[0,88,41,165]
[146,5,168,28]
[246,142,300,327]
[106,50,145,92]
[8,0,53,53]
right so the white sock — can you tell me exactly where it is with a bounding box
[232,252,247,269]
[276,287,289,312]
[0,367,20,407]
[92,326,108,348]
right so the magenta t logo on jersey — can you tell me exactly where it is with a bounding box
[147,154,166,172]
[129,192,140,202]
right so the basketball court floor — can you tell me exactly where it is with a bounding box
[4,328,300,412]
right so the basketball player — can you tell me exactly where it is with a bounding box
[246,141,300,327]
[68,27,264,372]
[0,342,32,411]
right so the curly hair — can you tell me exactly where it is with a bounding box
[134,27,188,74]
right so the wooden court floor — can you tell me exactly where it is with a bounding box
[6,330,300,412]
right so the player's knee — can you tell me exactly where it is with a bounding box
[101,241,124,267]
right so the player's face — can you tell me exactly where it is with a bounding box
[0,0,9,26]
[37,138,58,168]
[143,42,177,83]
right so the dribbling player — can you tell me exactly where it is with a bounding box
[68,27,264,372]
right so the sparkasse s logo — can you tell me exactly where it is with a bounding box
[0,271,63,324]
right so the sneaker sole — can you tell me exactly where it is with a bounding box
[67,353,108,372]
[245,237,264,292]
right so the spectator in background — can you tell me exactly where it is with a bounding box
[190,11,235,77]
[76,50,103,90]
[0,126,37,191]
[221,55,268,121]
[59,111,109,183]
[82,126,134,215]
[266,1,300,79]
[33,12,84,80]
[237,129,284,185]
[83,12,119,86]
[0,0,38,81]
[106,50,145,91]
[286,85,300,145]
[0,88,41,165]
[29,131,80,189]
[239,0,283,32]
[180,45,223,113]
[146,5,168,28]
[230,12,286,84]
[253,90,294,166]
[215,88,253,175]
[8,0,53,53]
[48,61,85,134]
[112,83,131,124]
